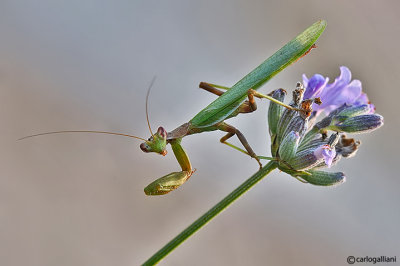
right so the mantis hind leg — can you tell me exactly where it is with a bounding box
[199,82,297,113]
[216,122,262,169]
[199,82,257,115]
[199,82,225,96]
[199,82,230,94]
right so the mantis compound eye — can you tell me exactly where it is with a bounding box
[157,127,167,139]
[140,143,150,153]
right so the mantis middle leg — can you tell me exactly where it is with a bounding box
[199,82,260,167]
[199,82,295,164]
[199,82,260,162]
[215,122,262,169]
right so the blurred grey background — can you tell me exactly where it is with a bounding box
[1,1,399,265]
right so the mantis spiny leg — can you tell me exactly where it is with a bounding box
[216,122,262,169]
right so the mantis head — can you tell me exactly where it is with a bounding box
[140,126,168,156]
[139,77,168,156]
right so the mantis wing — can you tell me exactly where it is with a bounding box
[190,20,326,128]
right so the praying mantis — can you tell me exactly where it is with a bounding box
[20,20,326,195]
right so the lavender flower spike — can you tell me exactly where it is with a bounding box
[267,67,383,187]
[303,66,374,115]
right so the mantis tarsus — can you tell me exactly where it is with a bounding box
[20,20,326,195]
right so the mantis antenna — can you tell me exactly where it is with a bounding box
[18,130,147,141]
[145,76,157,137]
[18,78,161,142]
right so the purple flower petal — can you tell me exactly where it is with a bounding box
[314,145,336,168]
[354,92,368,105]
[354,92,375,113]
[303,66,370,115]
[338,66,352,84]
[320,79,362,113]
[303,74,329,99]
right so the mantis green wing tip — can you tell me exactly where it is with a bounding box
[299,19,327,44]
[318,19,327,27]
[315,19,327,34]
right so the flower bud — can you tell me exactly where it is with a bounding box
[285,148,321,171]
[281,113,309,142]
[276,86,305,143]
[268,89,286,137]
[278,131,300,162]
[285,133,339,171]
[334,104,372,118]
[294,170,346,186]
[331,114,384,133]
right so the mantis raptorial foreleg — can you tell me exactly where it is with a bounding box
[144,138,194,195]
[145,119,263,194]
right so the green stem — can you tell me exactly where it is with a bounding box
[142,161,278,265]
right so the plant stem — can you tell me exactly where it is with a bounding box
[143,161,278,265]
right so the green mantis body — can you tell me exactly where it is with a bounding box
[141,20,326,195]
[21,20,326,195]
